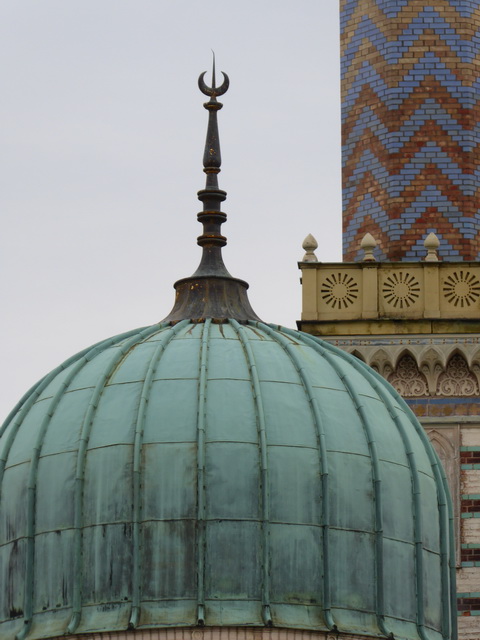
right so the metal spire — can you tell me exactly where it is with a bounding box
[162,58,260,324]
[198,52,229,188]
[194,52,230,260]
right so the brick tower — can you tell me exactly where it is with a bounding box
[299,2,480,635]
[341,0,480,261]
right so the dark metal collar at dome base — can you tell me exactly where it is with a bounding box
[162,56,261,324]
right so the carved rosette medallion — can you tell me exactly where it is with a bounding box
[321,272,359,309]
[443,271,480,307]
[382,272,420,309]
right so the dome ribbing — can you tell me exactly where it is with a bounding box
[0,320,455,640]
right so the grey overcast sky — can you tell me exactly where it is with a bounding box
[0,1,342,423]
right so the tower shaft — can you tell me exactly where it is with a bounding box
[341,0,480,261]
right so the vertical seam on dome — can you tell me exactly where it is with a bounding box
[254,322,335,633]
[66,323,163,636]
[11,326,156,640]
[128,320,189,630]
[196,319,211,626]
[230,320,272,627]
[275,327,393,639]
[305,335,453,640]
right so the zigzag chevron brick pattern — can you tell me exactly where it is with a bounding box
[341,0,480,261]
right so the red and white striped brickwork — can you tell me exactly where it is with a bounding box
[458,427,480,638]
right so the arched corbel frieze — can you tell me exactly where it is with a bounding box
[337,343,480,398]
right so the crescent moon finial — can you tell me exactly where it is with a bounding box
[198,52,229,98]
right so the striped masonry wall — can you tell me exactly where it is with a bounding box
[403,403,480,634]
[341,0,480,261]
[458,434,480,636]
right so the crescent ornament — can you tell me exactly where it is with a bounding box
[198,70,229,98]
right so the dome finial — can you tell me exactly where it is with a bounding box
[162,61,260,324]
[198,51,229,99]
[198,52,229,190]
[193,53,230,269]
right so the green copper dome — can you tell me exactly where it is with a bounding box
[0,64,456,640]
[0,319,455,640]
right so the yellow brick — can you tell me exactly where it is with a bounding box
[457,567,480,592]
[463,429,480,447]
[458,616,480,640]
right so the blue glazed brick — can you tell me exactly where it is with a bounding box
[341,0,480,261]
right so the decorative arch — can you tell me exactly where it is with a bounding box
[428,429,455,467]
[392,347,420,371]
[426,428,460,566]
[436,351,479,396]
[387,351,429,397]
[350,349,365,363]
[368,348,393,377]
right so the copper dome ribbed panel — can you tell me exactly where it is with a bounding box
[0,322,455,640]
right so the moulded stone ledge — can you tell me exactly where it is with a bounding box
[73,629,376,640]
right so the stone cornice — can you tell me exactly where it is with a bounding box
[72,629,376,640]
